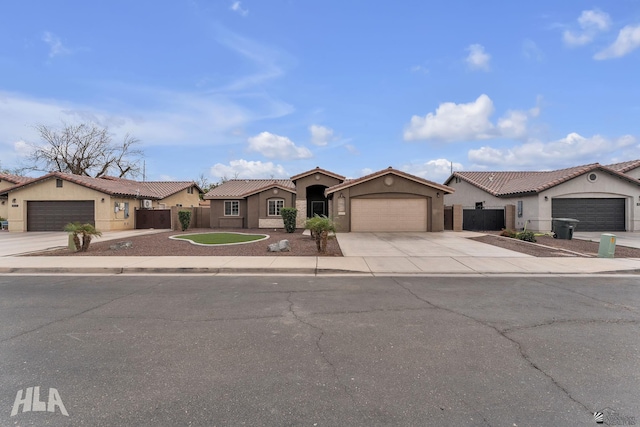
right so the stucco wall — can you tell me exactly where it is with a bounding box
[294,173,343,228]
[7,179,117,232]
[158,188,201,209]
[329,173,446,232]
[209,199,247,228]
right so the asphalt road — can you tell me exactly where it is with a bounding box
[0,275,638,426]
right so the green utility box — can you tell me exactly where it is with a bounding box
[598,233,616,258]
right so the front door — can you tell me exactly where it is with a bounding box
[311,201,325,217]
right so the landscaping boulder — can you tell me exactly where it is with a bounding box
[268,239,291,252]
[110,241,133,251]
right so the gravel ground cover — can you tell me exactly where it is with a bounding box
[32,228,342,257]
[470,232,640,258]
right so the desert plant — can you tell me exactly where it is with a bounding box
[79,223,102,251]
[64,222,102,252]
[281,207,297,233]
[64,222,83,252]
[516,230,536,243]
[305,214,336,253]
[500,229,517,238]
[178,210,192,231]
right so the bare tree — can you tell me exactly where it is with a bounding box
[28,122,143,178]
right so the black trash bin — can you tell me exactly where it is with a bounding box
[552,218,580,240]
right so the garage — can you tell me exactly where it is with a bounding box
[552,198,625,231]
[351,198,428,232]
[27,201,95,231]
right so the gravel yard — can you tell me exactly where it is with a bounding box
[33,228,343,257]
[470,232,640,258]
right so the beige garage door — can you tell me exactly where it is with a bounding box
[351,198,428,232]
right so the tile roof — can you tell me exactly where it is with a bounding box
[606,159,640,173]
[0,172,201,199]
[290,167,345,181]
[449,163,640,197]
[325,167,454,195]
[204,179,295,199]
[0,173,34,185]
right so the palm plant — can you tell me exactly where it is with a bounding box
[304,214,336,253]
[64,222,102,252]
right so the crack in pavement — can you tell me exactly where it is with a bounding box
[392,278,593,418]
[285,292,368,422]
[502,318,640,333]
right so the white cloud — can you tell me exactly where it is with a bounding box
[309,125,334,146]
[563,9,611,47]
[404,94,538,142]
[410,65,429,74]
[42,31,71,58]
[210,159,288,180]
[465,44,491,71]
[247,131,313,160]
[522,39,544,62]
[402,159,464,182]
[344,144,359,155]
[594,24,640,59]
[230,1,248,16]
[468,133,636,168]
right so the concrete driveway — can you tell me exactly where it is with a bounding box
[335,231,530,257]
[574,231,640,250]
[0,229,166,257]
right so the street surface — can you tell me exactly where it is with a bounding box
[0,275,638,426]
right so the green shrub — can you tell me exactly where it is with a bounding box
[516,230,536,243]
[178,210,192,232]
[500,229,517,238]
[281,207,297,233]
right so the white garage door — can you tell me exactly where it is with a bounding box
[351,198,428,232]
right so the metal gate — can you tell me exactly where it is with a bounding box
[463,209,505,231]
[135,209,171,229]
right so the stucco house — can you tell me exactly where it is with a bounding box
[444,161,640,232]
[1,173,34,220]
[1,172,202,232]
[205,166,454,232]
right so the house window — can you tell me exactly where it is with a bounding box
[268,199,284,216]
[187,187,194,194]
[224,200,239,216]
[517,200,523,218]
[56,179,63,188]
[475,202,484,210]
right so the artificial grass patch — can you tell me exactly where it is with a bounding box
[172,232,268,245]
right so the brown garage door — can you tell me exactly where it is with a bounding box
[351,198,428,232]
[27,201,95,231]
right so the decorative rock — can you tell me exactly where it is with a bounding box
[110,241,133,251]
[278,239,291,252]
[268,240,291,252]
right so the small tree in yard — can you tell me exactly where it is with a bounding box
[305,215,336,253]
[281,207,297,233]
[178,210,192,231]
[64,222,102,252]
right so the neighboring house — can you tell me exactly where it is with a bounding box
[205,166,454,232]
[0,173,34,220]
[444,161,640,232]
[1,172,202,232]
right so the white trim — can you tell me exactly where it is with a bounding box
[224,200,240,216]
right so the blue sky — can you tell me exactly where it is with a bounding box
[1,1,640,183]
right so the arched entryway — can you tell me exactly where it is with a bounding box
[306,185,329,217]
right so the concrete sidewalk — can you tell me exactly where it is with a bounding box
[1,254,639,275]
